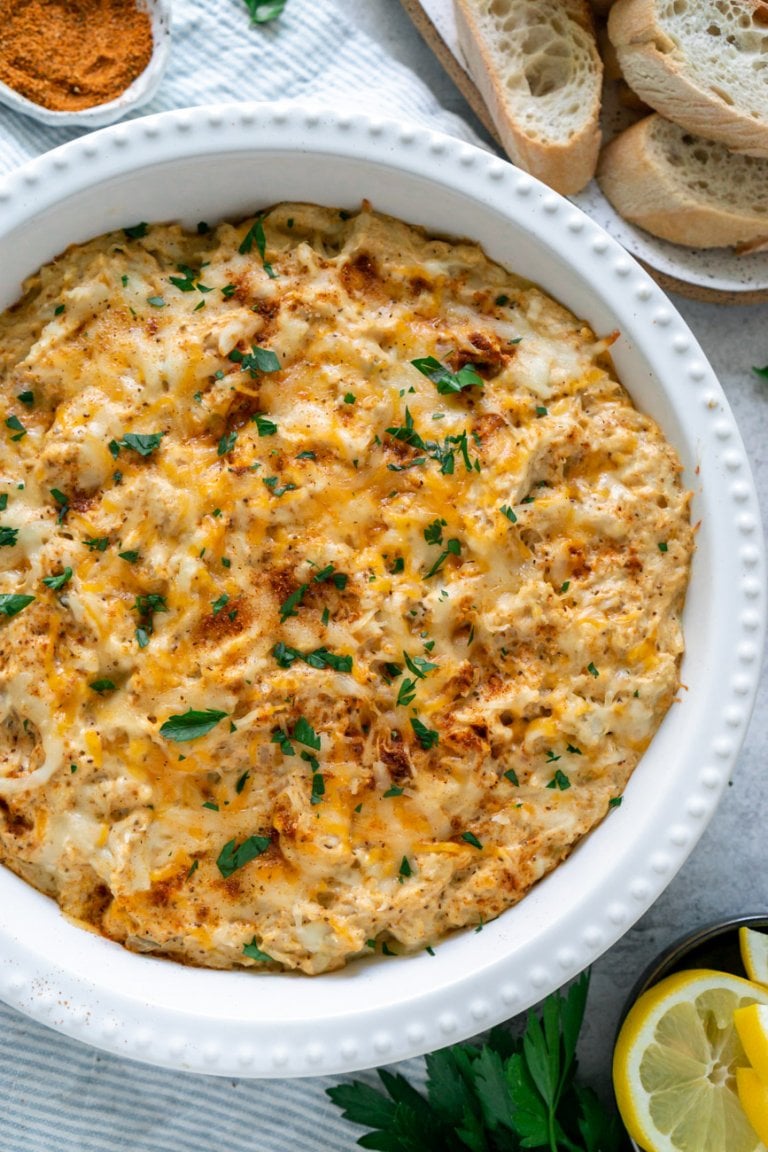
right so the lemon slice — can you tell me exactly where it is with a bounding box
[740,927,768,988]
[613,968,768,1152]
[735,1003,768,1082]
[737,1067,768,1146]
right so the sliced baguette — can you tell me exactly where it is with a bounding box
[597,113,768,248]
[453,0,603,195]
[608,0,768,157]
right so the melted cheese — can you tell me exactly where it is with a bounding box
[0,204,693,972]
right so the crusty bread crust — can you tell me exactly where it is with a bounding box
[608,0,768,157]
[454,0,603,195]
[597,113,768,248]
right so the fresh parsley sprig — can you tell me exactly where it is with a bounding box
[327,972,622,1152]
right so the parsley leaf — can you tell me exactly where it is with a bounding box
[279,583,308,622]
[547,769,572,790]
[0,526,19,547]
[216,835,271,877]
[124,222,148,239]
[242,938,273,962]
[263,477,297,497]
[396,677,417,707]
[752,365,768,379]
[411,355,484,395]
[410,717,439,750]
[424,538,461,578]
[217,430,237,456]
[244,0,287,21]
[292,716,321,750]
[403,651,438,680]
[159,708,228,741]
[89,678,116,694]
[42,567,72,590]
[229,344,281,376]
[5,415,26,441]
[252,412,278,436]
[461,831,483,849]
[386,407,425,450]
[272,642,352,673]
[119,432,163,457]
[0,593,34,618]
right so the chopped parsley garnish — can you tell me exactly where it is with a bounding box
[252,412,278,436]
[410,717,439,750]
[403,651,437,679]
[390,557,405,575]
[504,768,519,785]
[566,744,582,756]
[500,504,518,524]
[17,390,34,405]
[587,662,599,678]
[235,770,250,794]
[123,222,148,239]
[118,550,140,563]
[424,518,446,546]
[147,296,166,308]
[159,708,228,741]
[396,678,417,707]
[238,216,277,277]
[312,564,348,590]
[263,477,297,497]
[211,593,230,616]
[42,567,73,590]
[186,858,199,878]
[272,642,352,673]
[229,344,281,376]
[382,662,402,681]
[0,495,7,511]
[752,365,768,379]
[279,583,308,622]
[536,406,548,417]
[5,415,26,441]
[411,355,484,395]
[134,593,167,642]
[398,856,412,881]
[136,627,150,649]
[217,430,237,456]
[0,593,34,618]
[658,541,668,553]
[343,392,356,405]
[89,678,116,694]
[292,716,321,750]
[383,786,404,798]
[546,750,561,763]
[119,432,163,456]
[296,450,316,460]
[495,294,510,306]
[0,526,18,547]
[321,606,330,625]
[424,538,460,578]
[560,581,570,593]
[547,769,572,791]
[386,407,425,449]
[50,489,69,521]
[216,835,271,878]
[609,796,623,808]
[242,938,273,962]
[310,772,325,805]
[202,801,219,811]
[84,536,109,552]
[169,265,198,293]
[271,728,296,756]
[461,831,483,849]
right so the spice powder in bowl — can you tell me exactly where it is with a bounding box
[0,0,154,113]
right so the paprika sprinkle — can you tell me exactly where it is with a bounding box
[0,0,154,112]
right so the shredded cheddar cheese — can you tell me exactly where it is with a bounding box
[0,203,692,972]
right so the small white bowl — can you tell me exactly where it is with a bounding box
[0,0,171,128]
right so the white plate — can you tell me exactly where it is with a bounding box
[415,0,768,296]
[0,101,763,1078]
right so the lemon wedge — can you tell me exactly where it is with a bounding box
[613,968,768,1152]
[737,1067,768,1146]
[735,1003,768,1082]
[741,927,768,988]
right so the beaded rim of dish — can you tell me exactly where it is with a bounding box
[0,102,762,1078]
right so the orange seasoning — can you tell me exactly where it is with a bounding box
[0,0,154,112]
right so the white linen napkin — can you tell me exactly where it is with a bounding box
[0,2,481,1150]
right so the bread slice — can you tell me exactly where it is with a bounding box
[453,0,603,195]
[608,0,768,157]
[597,113,768,248]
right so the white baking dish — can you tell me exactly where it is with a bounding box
[0,101,762,1078]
